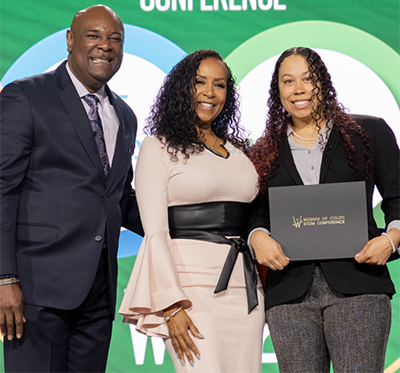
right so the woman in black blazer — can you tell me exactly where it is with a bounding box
[248,47,400,372]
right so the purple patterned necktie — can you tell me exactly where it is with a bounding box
[83,94,110,182]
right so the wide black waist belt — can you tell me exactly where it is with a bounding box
[168,201,258,314]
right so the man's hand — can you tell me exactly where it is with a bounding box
[355,228,400,265]
[250,230,290,270]
[0,283,25,340]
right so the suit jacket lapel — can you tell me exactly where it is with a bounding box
[319,128,341,183]
[56,63,107,186]
[106,88,131,191]
[279,137,304,185]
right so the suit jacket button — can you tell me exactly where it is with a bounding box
[95,236,102,242]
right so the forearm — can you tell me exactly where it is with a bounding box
[0,193,21,274]
[120,167,144,236]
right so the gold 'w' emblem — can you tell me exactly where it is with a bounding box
[292,216,303,228]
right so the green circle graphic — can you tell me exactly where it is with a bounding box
[226,21,400,107]
[225,20,400,235]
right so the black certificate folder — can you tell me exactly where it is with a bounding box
[269,181,368,261]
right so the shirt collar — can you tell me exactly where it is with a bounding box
[66,61,107,107]
[287,121,332,139]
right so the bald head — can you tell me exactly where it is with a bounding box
[67,5,124,92]
[71,5,124,39]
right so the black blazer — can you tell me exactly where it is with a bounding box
[249,115,399,309]
[0,62,143,312]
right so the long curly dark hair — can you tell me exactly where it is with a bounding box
[144,49,248,160]
[249,47,372,193]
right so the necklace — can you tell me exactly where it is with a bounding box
[206,132,217,149]
[292,124,327,141]
[292,132,318,141]
[205,133,229,158]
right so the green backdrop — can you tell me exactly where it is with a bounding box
[1,0,399,372]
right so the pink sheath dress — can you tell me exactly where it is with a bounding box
[119,136,265,372]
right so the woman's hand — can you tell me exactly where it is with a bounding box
[355,228,400,265]
[250,230,290,270]
[164,304,203,367]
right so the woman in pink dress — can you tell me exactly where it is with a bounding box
[119,50,265,372]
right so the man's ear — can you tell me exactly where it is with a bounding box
[66,30,73,53]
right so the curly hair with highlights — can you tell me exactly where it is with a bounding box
[144,49,248,160]
[249,47,372,194]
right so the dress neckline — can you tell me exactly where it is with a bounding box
[205,141,230,159]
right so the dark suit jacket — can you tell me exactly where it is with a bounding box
[0,62,143,313]
[249,115,399,309]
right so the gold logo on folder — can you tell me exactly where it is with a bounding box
[292,216,303,228]
[292,215,346,229]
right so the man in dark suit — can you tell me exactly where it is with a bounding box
[0,5,143,372]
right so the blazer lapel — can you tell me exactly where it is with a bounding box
[59,91,105,184]
[279,137,304,185]
[319,128,341,183]
[56,63,107,186]
[106,89,132,191]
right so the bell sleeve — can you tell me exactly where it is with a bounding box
[119,136,191,338]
